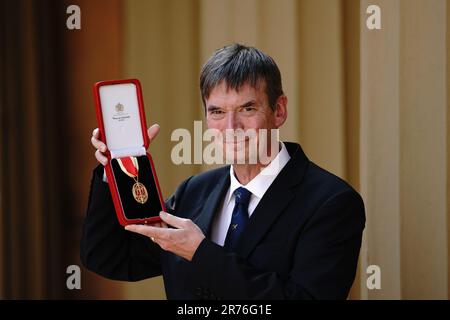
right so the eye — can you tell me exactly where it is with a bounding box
[207,108,226,119]
[240,105,257,114]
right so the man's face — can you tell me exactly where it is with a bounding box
[205,81,287,164]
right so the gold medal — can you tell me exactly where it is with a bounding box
[117,157,148,204]
[132,181,148,204]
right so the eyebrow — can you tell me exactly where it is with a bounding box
[207,105,221,112]
[207,100,256,112]
[240,100,256,108]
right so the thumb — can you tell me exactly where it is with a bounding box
[147,124,160,143]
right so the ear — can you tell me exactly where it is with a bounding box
[273,95,288,128]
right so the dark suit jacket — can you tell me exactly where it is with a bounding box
[80,142,365,299]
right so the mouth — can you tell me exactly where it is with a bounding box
[223,137,250,144]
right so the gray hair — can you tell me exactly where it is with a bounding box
[200,44,284,111]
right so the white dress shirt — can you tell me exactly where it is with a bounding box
[210,142,291,246]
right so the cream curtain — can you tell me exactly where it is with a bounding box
[360,0,448,299]
[117,0,449,299]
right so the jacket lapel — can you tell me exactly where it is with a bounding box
[192,143,309,258]
[193,168,230,237]
[237,143,310,258]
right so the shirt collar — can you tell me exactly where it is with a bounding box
[227,142,291,205]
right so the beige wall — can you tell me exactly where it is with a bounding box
[120,0,449,299]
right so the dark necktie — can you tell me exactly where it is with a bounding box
[224,187,252,252]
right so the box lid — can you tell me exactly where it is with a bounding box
[94,79,149,158]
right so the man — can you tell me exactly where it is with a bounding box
[82,44,365,299]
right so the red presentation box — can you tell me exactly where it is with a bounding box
[93,79,164,226]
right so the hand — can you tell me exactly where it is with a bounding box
[125,211,206,261]
[90,124,161,166]
[147,221,168,228]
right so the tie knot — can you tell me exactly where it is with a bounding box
[234,187,252,206]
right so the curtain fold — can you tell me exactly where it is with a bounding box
[0,0,66,299]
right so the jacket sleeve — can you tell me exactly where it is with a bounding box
[184,189,366,299]
[80,165,163,281]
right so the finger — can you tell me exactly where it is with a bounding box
[125,224,173,239]
[92,128,100,138]
[150,221,168,228]
[147,124,160,143]
[149,222,165,228]
[149,222,162,228]
[91,134,107,152]
[159,211,189,229]
[95,149,108,166]
[156,222,169,228]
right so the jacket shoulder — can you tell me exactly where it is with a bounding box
[304,161,364,205]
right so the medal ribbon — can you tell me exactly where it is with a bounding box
[117,157,139,178]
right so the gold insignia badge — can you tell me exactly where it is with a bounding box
[115,103,124,113]
[132,182,148,204]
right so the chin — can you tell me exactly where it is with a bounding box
[224,145,259,165]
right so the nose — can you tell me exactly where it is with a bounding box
[225,111,241,130]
